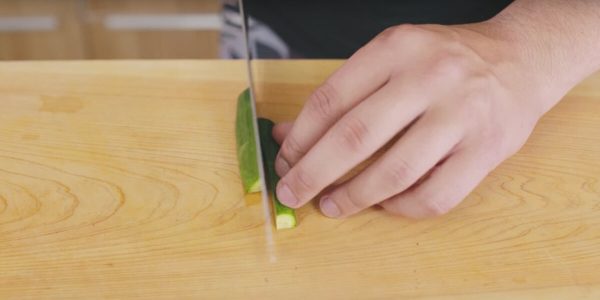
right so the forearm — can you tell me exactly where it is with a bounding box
[490,0,600,110]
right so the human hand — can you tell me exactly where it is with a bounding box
[272,20,581,218]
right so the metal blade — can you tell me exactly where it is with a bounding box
[238,0,274,240]
[239,0,257,100]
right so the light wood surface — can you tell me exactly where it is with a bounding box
[0,60,599,299]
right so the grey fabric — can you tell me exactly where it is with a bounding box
[220,3,290,59]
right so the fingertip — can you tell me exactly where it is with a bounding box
[320,196,341,218]
[276,181,299,208]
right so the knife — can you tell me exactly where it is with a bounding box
[238,0,276,244]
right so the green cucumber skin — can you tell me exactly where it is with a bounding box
[258,118,297,229]
[235,89,260,194]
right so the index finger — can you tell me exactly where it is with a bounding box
[275,38,395,176]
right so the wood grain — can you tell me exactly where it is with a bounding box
[0,60,599,299]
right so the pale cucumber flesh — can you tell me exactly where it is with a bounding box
[235,89,260,194]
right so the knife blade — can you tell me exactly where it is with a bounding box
[238,0,276,249]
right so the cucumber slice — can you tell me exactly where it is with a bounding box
[235,89,261,194]
[235,88,297,229]
[258,118,297,230]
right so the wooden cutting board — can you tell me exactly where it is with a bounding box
[1,60,600,299]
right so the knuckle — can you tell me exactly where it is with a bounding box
[336,116,370,152]
[383,158,417,190]
[377,24,421,44]
[307,82,341,121]
[341,187,365,211]
[281,135,305,161]
[430,53,470,80]
[289,166,315,197]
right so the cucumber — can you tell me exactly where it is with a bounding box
[258,118,297,230]
[235,88,297,229]
[235,89,261,194]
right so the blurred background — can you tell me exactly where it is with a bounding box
[0,1,517,60]
[0,0,223,60]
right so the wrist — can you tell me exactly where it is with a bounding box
[483,17,566,114]
[452,20,560,118]
[485,1,600,112]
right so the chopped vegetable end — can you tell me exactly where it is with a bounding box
[276,214,297,230]
[235,88,298,229]
[248,180,261,194]
[258,118,297,230]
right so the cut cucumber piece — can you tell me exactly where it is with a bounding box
[235,89,261,194]
[258,118,297,230]
[235,89,297,229]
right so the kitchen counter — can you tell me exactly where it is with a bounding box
[1,60,600,299]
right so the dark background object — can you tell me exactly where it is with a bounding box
[247,0,514,58]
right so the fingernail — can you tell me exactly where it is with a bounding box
[277,183,298,207]
[275,155,291,176]
[320,196,341,218]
